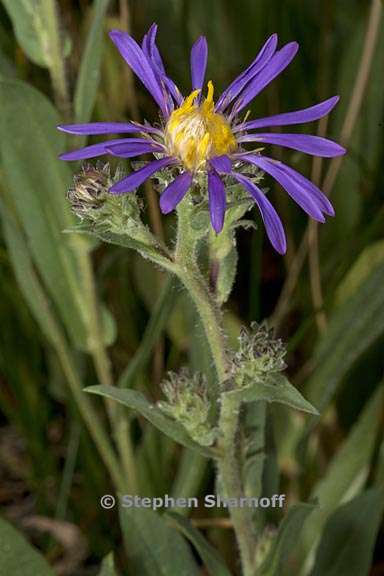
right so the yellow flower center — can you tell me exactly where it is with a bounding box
[165,81,237,171]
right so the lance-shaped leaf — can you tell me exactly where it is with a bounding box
[226,373,319,415]
[86,385,215,457]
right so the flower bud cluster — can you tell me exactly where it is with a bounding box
[231,322,286,386]
[158,368,216,446]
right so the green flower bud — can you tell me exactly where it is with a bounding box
[231,322,287,387]
[158,368,216,446]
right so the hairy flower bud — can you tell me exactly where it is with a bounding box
[158,368,216,446]
[67,162,110,219]
[231,322,286,387]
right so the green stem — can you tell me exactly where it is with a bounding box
[174,199,228,383]
[77,247,138,493]
[173,197,257,575]
[218,395,257,576]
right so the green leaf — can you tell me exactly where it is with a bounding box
[259,503,315,576]
[209,193,253,304]
[0,0,49,67]
[0,200,62,347]
[302,263,384,437]
[0,516,55,575]
[86,385,215,457]
[166,512,232,576]
[227,374,319,415]
[72,226,174,271]
[74,0,111,123]
[335,240,384,304]
[311,488,384,576]
[119,507,199,576]
[98,553,118,576]
[296,385,384,572]
[0,78,90,349]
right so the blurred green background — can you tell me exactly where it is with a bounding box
[0,0,383,574]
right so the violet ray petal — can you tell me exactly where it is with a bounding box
[109,30,167,114]
[267,158,335,216]
[234,96,340,132]
[160,171,193,213]
[57,122,161,136]
[190,36,208,93]
[232,42,299,115]
[109,157,177,194]
[106,141,164,158]
[216,34,278,112]
[59,138,132,161]
[238,132,346,158]
[240,154,326,222]
[232,172,286,254]
[164,77,183,105]
[142,24,174,114]
[208,170,226,233]
[143,24,166,74]
[142,25,182,108]
[210,155,232,173]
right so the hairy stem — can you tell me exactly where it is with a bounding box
[174,199,228,383]
[174,198,256,575]
[218,395,257,576]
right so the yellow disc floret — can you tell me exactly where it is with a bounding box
[165,81,237,171]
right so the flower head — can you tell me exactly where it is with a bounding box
[58,24,345,253]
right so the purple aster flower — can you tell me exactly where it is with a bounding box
[58,24,345,254]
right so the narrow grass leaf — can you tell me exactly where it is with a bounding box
[74,0,111,122]
[297,385,383,572]
[311,488,384,576]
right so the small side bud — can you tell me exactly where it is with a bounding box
[67,161,110,219]
[158,368,216,446]
[231,322,287,386]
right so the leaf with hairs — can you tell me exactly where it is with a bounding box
[86,385,215,458]
[227,374,319,415]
